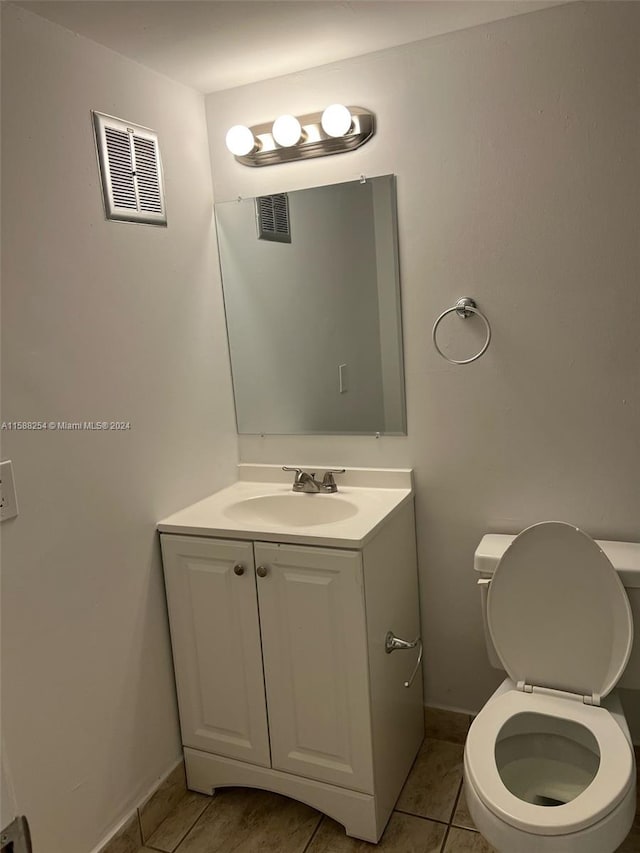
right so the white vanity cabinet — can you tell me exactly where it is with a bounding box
[160,536,271,767]
[161,536,374,791]
[158,473,423,843]
[254,542,375,794]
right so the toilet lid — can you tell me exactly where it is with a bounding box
[487,521,633,700]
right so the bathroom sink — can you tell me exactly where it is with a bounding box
[223,493,359,527]
[157,464,414,547]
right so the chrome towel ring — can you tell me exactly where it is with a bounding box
[432,297,491,365]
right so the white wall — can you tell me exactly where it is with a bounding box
[1,6,237,851]
[206,1,640,732]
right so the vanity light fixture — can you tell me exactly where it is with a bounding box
[225,104,375,167]
[321,103,353,137]
[225,124,258,157]
[271,114,303,147]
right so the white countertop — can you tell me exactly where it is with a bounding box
[157,465,413,548]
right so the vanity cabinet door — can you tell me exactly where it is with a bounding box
[254,542,374,794]
[161,535,270,767]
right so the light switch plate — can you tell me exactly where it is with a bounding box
[0,460,19,521]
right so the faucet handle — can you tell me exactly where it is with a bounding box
[283,466,304,487]
[321,468,346,491]
[284,467,322,493]
[282,466,302,477]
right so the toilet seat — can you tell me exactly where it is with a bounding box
[465,522,636,841]
[465,687,635,835]
[487,522,633,703]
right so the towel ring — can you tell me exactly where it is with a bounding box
[432,297,491,365]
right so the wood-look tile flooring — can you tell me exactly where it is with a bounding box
[136,738,640,853]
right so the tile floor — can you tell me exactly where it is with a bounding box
[136,738,640,853]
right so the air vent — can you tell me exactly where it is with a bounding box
[256,194,291,243]
[92,111,167,226]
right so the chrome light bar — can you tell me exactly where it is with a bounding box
[231,107,375,168]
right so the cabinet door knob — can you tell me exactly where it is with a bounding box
[233,563,245,576]
[256,565,269,578]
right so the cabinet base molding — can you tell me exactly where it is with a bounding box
[184,747,383,843]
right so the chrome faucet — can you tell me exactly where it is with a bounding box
[282,467,345,493]
[283,468,321,493]
[319,469,345,493]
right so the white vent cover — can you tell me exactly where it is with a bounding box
[255,194,291,243]
[92,111,167,226]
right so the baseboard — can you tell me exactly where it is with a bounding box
[89,757,186,853]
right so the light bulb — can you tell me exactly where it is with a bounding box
[321,104,352,138]
[225,125,256,157]
[272,114,302,147]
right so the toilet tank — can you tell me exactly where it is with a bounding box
[475,533,640,690]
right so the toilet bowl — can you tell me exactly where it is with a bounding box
[464,521,638,853]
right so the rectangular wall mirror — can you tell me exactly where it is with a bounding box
[215,174,406,435]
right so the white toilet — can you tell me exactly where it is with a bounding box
[464,521,639,853]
